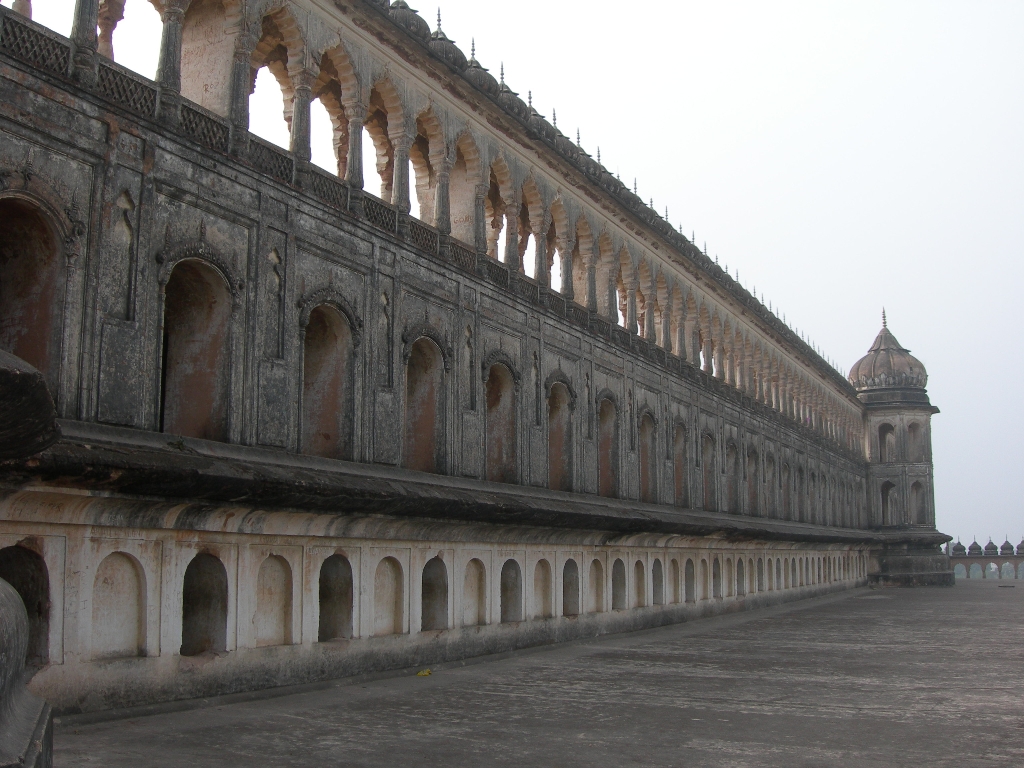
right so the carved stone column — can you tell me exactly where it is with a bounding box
[702,335,713,375]
[289,70,314,164]
[560,237,574,300]
[70,0,100,84]
[504,194,520,272]
[228,40,252,155]
[473,184,487,253]
[625,276,639,335]
[343,101,367,192]
[433,152,453,235]
[391,134,410,212]
[155,0,187,125]
[96,0,123,59]
[674,315,687,361]
[534,211,550,287]
[584,245,598,312]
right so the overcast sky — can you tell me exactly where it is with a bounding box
[11,0,1024,547]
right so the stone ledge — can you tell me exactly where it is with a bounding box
[0,420,946,548]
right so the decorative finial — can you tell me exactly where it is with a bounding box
[665,206,669,220]
[633,179,637,194]
[650,198,654,208]
[576,129,581,147]
[471,38,475,58]
[500,63,505,85]
[436,8,441,30]
[552,108,557,127]
[882,307,887,328]
[528,90,532,107]
[596,146,601,163]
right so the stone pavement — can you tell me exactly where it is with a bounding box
[54,581,1023,767]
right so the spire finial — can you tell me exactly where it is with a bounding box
[596,146,601,163]
[528,90,532,107]
[552,108,557,127]
[633,178,637,194]
[576,128,581,147]
[882,307,887,328]
[436,8,441,31]
[471,38,475,58]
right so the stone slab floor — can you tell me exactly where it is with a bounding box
[55,580,1023,767]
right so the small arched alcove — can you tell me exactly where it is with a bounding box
[180,552,228,657]
[161,260,232,441]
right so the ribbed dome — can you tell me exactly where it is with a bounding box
[968,540,983,555]
[1017,540,1024,555]
[1000,540,1015,555]
[984,539,998,555]
[849,320,928,391]
[428,20,467,71]
[951,540,967,555]
[497,80,529,120]
[389,1,430,42]
[464,54,499,95]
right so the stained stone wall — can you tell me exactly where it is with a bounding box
[0,1,948,713]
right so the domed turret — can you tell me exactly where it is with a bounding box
[984,539,998,556]
[428,13,467,71]
[463,40,499,95]
[1000,539,1015,555]
[968,540,983,555]
[496,66,529,120]
[389,1,430,42]
[1017,539,1024,556]
[849,312,928,392]
[951,540,966,556]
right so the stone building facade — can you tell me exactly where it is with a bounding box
[0,0,950,715]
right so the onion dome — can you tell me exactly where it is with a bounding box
[463,40,499,95]
[389,1,430,42]
[984,539,998,555]
[1000,539,1015,555]
[849,312,928,391]
[951,540,967,555]
[428,12,467,71]
[496,66,529,120]
[968,540,982,555]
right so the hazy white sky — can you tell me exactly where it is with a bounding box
[9,0,1023,546]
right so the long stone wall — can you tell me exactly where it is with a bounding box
[0,3,948,714]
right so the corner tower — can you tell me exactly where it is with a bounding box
[849,314,939,528]
[849,314,951,584]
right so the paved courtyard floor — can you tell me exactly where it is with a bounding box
[55,580,1023,767]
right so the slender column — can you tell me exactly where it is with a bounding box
[702,335,713,374]
[625,276,639,335]
[289,71,314,163]
[96,0,122,59]
[535,212,550,287]
[674,315,687,361]
[391,134,411,214]
[504,194,521,272]
[228,40,252,155]
[713,337,725,379]
[473,184,487,253]
[155,0,187,124]
[560,237,574,300]
[343,102,368,190]
[11,0,31,18]
[643,296,656,341]
[70,0,100,83]
[584,248,598,311]
[660,298,672,352]
[433,153,452,235]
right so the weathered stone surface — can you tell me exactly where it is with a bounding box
[0,0,950,717]
[0,350,59,461]
[53,581,1023,767]
[0,577,52,768]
